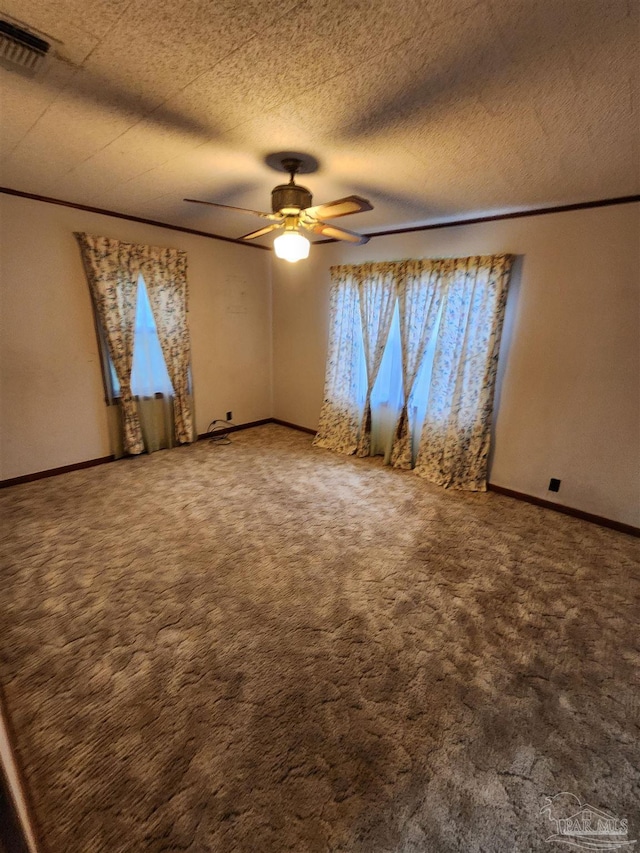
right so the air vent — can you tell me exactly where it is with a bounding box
[0,18,51,74]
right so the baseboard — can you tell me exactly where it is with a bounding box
[271,418,317,436]
[487,484,639,538]
[0,455,114,488]
[2,430,635,538]
[198,418,316,439]
[267,425,637,536]
[0,421,276,488]
[197,418,273,440]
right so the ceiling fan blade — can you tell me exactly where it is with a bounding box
[240,223,283,241]
[304,195,373,220]
[184,198,280,220]
[304,220,369,244]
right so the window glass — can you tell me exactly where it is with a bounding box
[362,299,443,465]
[110,275,174,397]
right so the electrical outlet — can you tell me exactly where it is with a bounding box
[226,411,232,421]
[548,478,561,492]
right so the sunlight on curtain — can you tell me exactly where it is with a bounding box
[107,275,180,457]
[315,254,513,489]
[142,248,194,444]
[313,269,364,454]
[414,254,513,490]
[389,260,445,469]
[369,304,404,464]
[355,265,397,457]
[367,300,443,466]
[408,302,443,463]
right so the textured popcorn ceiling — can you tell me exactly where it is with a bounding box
[0,0,638,243]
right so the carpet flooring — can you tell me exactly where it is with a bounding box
[0,424,638,852]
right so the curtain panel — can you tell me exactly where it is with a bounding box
[314,253,513,492]
[355,263,397,457]
[76,232,194,455]
[76,233,144,454]
[414,254,513,490]
[141,248,193,444]
[390,259,444,469]
[313,268,363,454]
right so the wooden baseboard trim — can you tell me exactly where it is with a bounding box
[0,455,115,488]
[1,421,275,487]
[198,418,316,439]
[487,484,639,537]
[197,418,273,440]
[3,430,634,537]
[271,418,317,436]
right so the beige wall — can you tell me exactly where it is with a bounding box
[273,203,640,527]
[1,196,638,526]
[0,193,272,480]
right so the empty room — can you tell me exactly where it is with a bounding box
[0,0,639,851]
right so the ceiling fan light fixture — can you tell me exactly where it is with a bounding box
[274,230,310,263]
[185,152,372,252]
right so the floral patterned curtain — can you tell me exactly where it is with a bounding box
[355,264,397,457]
[75,233,144,455]
[76,232,194,454]
[414,254,513,490]
[313,268,363,455]
[389,259,445,470]
[140,247,194,444]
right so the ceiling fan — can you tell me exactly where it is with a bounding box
[184,154,373,261]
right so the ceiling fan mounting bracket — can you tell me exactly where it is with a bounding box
[264,150,319,176]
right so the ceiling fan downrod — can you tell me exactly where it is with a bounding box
[281,157,303,184]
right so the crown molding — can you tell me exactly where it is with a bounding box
[3,186,638,252]
[0,186,272,250]
[314,194,640,243]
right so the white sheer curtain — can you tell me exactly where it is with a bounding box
[390,260,445,470]
[365,300,443,468]
[408,306,442,462]
[355,265,397,457]
[369,304,404,463]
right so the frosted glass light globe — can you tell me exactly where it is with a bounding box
[274,231,310,262]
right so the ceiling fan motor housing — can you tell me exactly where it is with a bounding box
[271,183,312,214]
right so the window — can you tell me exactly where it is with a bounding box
[77,231,193,456]
[355,299,443,464]
[314,254,514,489]
[108,274,174,398]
